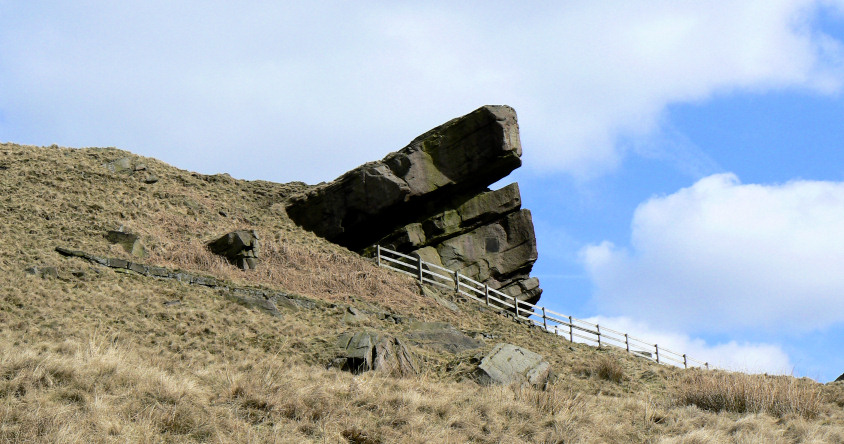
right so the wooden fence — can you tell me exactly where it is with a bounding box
[376,245,709,370]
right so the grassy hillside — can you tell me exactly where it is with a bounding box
[1,142,842,443]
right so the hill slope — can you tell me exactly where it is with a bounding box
[1,142,842,443]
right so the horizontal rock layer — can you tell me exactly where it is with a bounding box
[286,105,541,304]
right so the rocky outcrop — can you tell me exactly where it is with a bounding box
[24,265,58,279]
[54,246,316,317]
[476,343,553,388]
[286,105,541,304]
[106,230,147,258]
[404,322,485,354]
[207,230,259,270]
[104,156,158,184]
[335,331,418,377]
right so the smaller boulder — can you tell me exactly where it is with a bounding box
[476,343,553,388]
[222,288,281,317]
[106,230,147,258]
[104,157,134,174]
[419,285,458,312]
[25,266,58,279]
[335,331,418,377]
[405,321,484,354]
[835,373,844,383]
[342,306,369,324]
[207,230,259,270]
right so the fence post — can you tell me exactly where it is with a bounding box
[513,296,519,320]
[453,270,460,293]
[568,316,574,342]
[555,326,558,336]
[705,362,709,370]
[625,333,629,353]
[596,324,601,348]
[484,284,489,306]
[655,344,660,364]
[542,307,547,331]
[683,354,687,369]
[376,245,381,267]
[416,255,423,282]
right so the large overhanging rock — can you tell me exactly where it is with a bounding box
[287,105,522,250]
[286,105,542,304]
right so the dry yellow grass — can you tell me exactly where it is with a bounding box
[596,355,626,383]
[1,142,843,443]
[676,370,824,419]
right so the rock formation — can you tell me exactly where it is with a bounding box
[207,230,260,270]
[24,265,58,279]
[476,343,553,388]
[106,230,147,258]
[104,156,158,184]
[286,105,541,304]
[404,321,485,354]
[335,331,418,377]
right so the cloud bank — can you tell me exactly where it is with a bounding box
[582,173,844,334]
[1,2,843,182]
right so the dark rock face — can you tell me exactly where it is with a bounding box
[287,105,523,250]
[207,230,259,270]
[286,105,542,304]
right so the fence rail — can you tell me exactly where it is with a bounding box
[376,245,709,370]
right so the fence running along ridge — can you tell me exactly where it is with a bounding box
[376,245,709,370]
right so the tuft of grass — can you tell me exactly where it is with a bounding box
[596,356,625,383]
[676,370,824,418]
[342,427,382,444]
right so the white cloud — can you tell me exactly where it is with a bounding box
[1,2,843,182]
[582,173,844,334]
[582,316,793,374]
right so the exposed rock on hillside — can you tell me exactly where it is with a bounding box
[286,105,542,304]
[404,321,485,354]
[476,343,553,388]
[335,331,418,377]
[207,230,260,270]
[106,230,147,258]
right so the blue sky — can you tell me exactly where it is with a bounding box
[3,2,844,381]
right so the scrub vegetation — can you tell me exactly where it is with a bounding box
[1,142,842,443]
